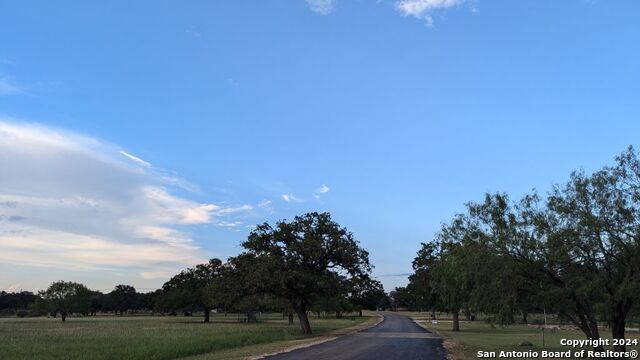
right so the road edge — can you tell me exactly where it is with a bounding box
[412,318,442,337]
[412,318,459,360]
[248,313,385,360]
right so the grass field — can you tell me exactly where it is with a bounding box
[406,312,640,360]
[0,313,371,360]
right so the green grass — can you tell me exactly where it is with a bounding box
[0,313,369,360]
[404,313,640,360]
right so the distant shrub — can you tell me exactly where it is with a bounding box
[16,309,28,318]
[0,308,15,317]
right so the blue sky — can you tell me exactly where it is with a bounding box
[1,0,640,293]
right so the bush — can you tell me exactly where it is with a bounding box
[0,308,15,317]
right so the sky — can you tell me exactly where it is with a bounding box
[1,0,640,293]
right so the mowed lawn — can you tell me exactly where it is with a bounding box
[409,314,640,360]
[0,313,369,360]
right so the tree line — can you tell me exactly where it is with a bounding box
[396,147,640,352]
[0,284,156,321]
[2,212,388,334]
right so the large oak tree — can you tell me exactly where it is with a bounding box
[228,212,372,334]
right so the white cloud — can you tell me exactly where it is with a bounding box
[0,120,251,286]
[0,226,204,271]
[313,184,330,199]
[0,78,23,95]
[6,284,21,292]
[140,271,172,280]
[120,150,152,168]
[216,204,253,214]
[215,221,243,228]
[281,193,303,203]
[186,29,202,38]
[306,0,335,15]
[395,0,465,25]
[258,199,272,207]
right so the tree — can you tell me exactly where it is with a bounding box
[431,244,467,331]
[389,287,413,311]
[472,146,640,352]
[474,192,607,347]
[39,281,91,322]
[141,290,160,314]
[349,277,386,316]
[88,290,104,316]
[106,285,138,316]
[158,258,223,322]
[430,215,480,332]
[228,212,372,334]
[544,149,640,351]
[0,291,38,315]
[409,242,440,314]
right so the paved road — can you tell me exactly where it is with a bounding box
[265,313,446,360]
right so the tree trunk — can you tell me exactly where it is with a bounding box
[562,294,597,344]
[452,311,460,332]
[61,312,67,322]
[522,312,528,324]
[204,307,210,323]
[464,309,472,321]
[247,311,257,323]
[565,302,603,352]
[611,319,626,352]
[610,300,633,352]
[295,307,312,334]
[288,312,294,325]
[359,309,363,317]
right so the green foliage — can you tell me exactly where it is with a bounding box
[105,285,138,315]
[408,147,640,347]
[155,259,223,322]
[0,291,39,316]
[348,277,386,314]
[38,281,91,322]
[224,212,372,334]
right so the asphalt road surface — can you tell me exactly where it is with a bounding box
[265,313,446,360]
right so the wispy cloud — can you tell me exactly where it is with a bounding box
[281,193,303,203]
[375,273,413,277]
[0,78,23,95]
[186,28,202,38]
[258,199,272,207]
[215,220,243,228]
[306,0,335,15]
[140,271,172,280]
[216,204,253,215]
[313,184,330,199]
[395,0,466,26]
[120,150,152,168]
[0,120,251,285]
